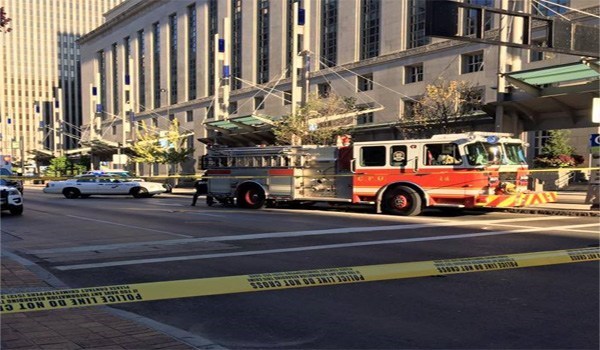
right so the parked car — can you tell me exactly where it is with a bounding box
[43,175,166,198]
[0,179,24,215]
[79,171,173,193]
[0,168,24,193]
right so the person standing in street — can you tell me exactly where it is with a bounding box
[191,179,206,206]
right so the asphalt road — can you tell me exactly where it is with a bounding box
[2,187,599,349]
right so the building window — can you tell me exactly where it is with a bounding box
[138,30,146,111]
[403,100,416,118]
[153,22,161,108]
[318,83,331,98]
[188,5,197,100]
[357,112,374,124]
[357,73,373,91]
[254,96,265,110]
[228,101,238,115]
[462,51,484,73]
[257,0,270,84]
[208,0,218,95]
[465,0,493,36]
[283,90,292,105]
[407,0,430,49]
[112,43,119,115]
[169,114,175,121]
[320,0,338,68]
[169,14,178,104]
[186,110,194,122]
[360,0,380,59]
[533,131,550,157]
[231,0,243,90]
[98,50,106,119]
[532,0,569,16]
[206,105,214,119]
[152,117,158,128]
[405,64,423,83]
[530,40,546,62]
[124,36,131,80]
[112,125,117,135]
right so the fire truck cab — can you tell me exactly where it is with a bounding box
[202,132,556,216]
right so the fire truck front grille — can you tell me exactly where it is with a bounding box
[499,172,517,183]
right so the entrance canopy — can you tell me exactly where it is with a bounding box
[200,114,279,147]
[501,59,599,130]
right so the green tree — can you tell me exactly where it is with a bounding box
[44,156,86,177]
[409,80,483,136]
[273,93,357,145]
[534,130,582,168]
[131,119,194,173]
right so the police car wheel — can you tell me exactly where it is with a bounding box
[383,186,422,216]
[63,188,81,199]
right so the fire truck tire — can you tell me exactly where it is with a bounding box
[237,185,266,209]
[382,186,423,216]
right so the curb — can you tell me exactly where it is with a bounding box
[502,208,600,217]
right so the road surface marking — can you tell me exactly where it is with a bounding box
[52,223,597,270]
[64,215,193,238]
[29,216,571,255]
[2,247,598,314]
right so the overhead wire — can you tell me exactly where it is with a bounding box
[536,0,600,18]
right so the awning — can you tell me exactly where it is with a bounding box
[201,114,279,146]
[499,58,600,130]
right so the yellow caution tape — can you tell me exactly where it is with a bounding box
[1,247,598,314]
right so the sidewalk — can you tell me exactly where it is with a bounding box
[1,256,198,349]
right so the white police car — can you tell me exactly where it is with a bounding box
[0,180,24,215]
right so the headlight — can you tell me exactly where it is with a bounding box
[8,189,20,196]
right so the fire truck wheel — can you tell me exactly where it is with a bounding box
[383,186,423,216]
[237,185,266,209]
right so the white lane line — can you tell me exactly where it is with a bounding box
[54,222,599,270]
[64,215,193,238]
[481,223,600,234]
[30,216,571,255]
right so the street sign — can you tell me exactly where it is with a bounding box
[590,134,600,147]
[112,154,128,165]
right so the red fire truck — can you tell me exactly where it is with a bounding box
[203,132,557,216]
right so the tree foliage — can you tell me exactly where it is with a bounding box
[272,93,357,145]
[409,80,483,136]
[534,130,583,168]
[131,119,194,170]
[44,156,87,176]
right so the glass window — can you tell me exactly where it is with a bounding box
[254,96,265,110]
[425,143,463,165]
[360,146,386,166]
[390,145,407,166]
[465,142,505,165]
[283,90,292,105]
[188,5,197,99]
[320,0,338,68]
[358,73,373,91]
[232,0,243,89]
[257,0,270,84]
[532,0,569,16]
[465,0,493,36]
[462,52,484,73]
[169,14,178,104]
[405,64,423,83]
[186,110,193,122]
[407,0,430,49]
[360,0,380,59]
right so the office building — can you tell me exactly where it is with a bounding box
[0,0,123,171]
[77,0,599,175]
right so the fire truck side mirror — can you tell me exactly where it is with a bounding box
[350,159,356,173]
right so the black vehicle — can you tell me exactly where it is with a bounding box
[0,168,24,194]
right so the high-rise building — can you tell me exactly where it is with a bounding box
[0,0,122,170]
